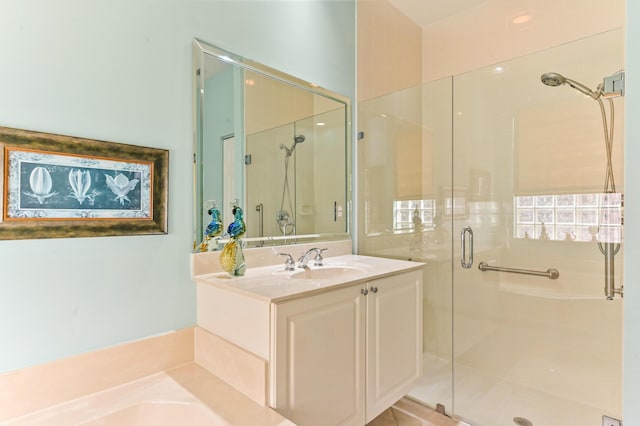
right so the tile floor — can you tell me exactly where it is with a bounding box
[367,398,468,426]
[408,354,619,426]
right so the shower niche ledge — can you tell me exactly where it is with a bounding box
[193,253,424,425]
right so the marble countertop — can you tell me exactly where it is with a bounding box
[192,254,424,303]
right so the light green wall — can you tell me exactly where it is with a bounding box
[0,0,355,372]
[624,1,639,423]
[3,2,637,421]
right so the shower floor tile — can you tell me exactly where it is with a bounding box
[408,353,620,426]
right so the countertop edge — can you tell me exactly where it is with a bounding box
[193,255,425,304]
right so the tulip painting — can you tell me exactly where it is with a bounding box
[10,154,148,217]
[1,126,167,239]
[68,170,96,205]
[24,166,58,204]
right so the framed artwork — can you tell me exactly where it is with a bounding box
[0,126,168,239]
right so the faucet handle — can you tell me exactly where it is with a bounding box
[279,253,296,271]
[314,248,328,266]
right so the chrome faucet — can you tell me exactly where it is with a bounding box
[278,253,296,271]
[297,248,327,268]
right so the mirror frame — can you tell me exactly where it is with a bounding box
[192,38,352,250]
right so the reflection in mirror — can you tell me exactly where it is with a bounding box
[193,39,351,251]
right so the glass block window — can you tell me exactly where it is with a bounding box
[393,199,436,231]
[444,196,467,217]
[514,193,623,242]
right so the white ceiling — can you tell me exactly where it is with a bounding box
[386,0,487,27]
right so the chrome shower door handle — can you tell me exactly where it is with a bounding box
[461,226,474,269]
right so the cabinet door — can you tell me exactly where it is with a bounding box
[365,270,423,422]
[272,285,366,426]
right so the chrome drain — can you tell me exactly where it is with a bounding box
[513,418,533,426]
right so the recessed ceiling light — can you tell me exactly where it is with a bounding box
[316,122,326,126]
[512,14,532,24]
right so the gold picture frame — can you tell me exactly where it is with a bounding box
[0,126,168,239]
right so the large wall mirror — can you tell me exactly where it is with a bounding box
[192,39,351,251]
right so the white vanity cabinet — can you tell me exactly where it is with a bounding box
[270,269,423,426]
[364,271,423,422]
[271,283,366,426]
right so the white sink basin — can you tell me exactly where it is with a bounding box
[290,266,366,280]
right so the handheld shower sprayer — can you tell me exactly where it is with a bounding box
[541,71,623,300]
[277,134,306,235]
[279,135,306,157]
[540,71,617,193]
[540,72,602,99]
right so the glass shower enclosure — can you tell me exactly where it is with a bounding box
[358,28,623,426]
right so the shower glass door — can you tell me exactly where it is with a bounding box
[451,29,624,426]
[358,77,455,414]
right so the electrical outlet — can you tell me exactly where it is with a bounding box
[603,415,622,426]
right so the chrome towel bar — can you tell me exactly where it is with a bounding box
[478,261,559,280]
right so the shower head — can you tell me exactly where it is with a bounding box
[281,135,306,157]
[540,72,602,99]
[540,72,565,87]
